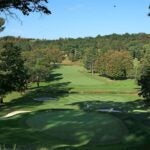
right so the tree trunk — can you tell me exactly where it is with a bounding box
[91,63,94,75]
[25,79,28,90]
[36,75,40,88]
[0,96,4,104]
[37,81,40,88]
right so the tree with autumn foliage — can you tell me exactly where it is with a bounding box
[45,47,64,65]
[96,50,134,79]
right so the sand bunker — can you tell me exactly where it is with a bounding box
[2,110,31,118]
[33,97,57,101]
[97,108,122,113]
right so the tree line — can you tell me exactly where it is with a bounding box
[0,33,149,103]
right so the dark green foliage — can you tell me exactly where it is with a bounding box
[23,47,63,87]
[0,17,5,32]
[0,42,28,102]
[23,49,51,87]
[127,40,146,60]
[83,47,98,74]
[56,33,149,62]
[138,71,150,100]
[0,33,149,62]
[138,50,150,100]
[15,40,31,51]
[67,44,80,61]
[0,0,51,15]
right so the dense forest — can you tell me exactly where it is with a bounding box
[1,33,149,60]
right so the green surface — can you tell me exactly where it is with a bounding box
[0,65,150,150]
[54,65,137,93]
[26,110,128,147]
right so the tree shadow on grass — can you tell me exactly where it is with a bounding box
[1,81,72,111]
[45,72,63,82]
[69,99,150,113]
[65,99,150,149]
[28,72,64,90]
[0,107,150,150]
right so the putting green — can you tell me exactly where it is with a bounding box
[26,110,128,147]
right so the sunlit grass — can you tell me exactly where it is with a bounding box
[0,65,149,150]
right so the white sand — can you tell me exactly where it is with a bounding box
[97,108,122,113]
[2,110,31,118]
[33,97,56,101]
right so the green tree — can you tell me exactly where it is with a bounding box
[138,50,150,100]
[128,41,143,60]
[23,49,51,88]
[0,17,5,32]
[83,47,98,75]
[23,47,64,87]
[45,47,64,65]
[0,42,28,104]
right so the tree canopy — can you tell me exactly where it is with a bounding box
[96,50,133,79]
[0,17,4,32]
[0,42,28,103]
[138,50,150,101]
[0,0,51,15]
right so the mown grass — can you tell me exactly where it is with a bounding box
[0,65,150,150]
[54,65,138,93]
[1,65,139,113]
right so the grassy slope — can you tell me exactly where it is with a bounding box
[0,65,150,150]
[54,65,138,93]
[2,65,139,113]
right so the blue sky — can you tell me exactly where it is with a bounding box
[0,0,150,39]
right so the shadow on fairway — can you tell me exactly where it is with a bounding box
[45,72,63,82]
[0,106,150,150]
[4,82,71,110]
[1,71,72,111]
[0,65,72,112]
[29,72,64,90]
[69,99,150,113]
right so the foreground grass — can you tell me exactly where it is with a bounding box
[0,65,150,150]
[0,109,150,150]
